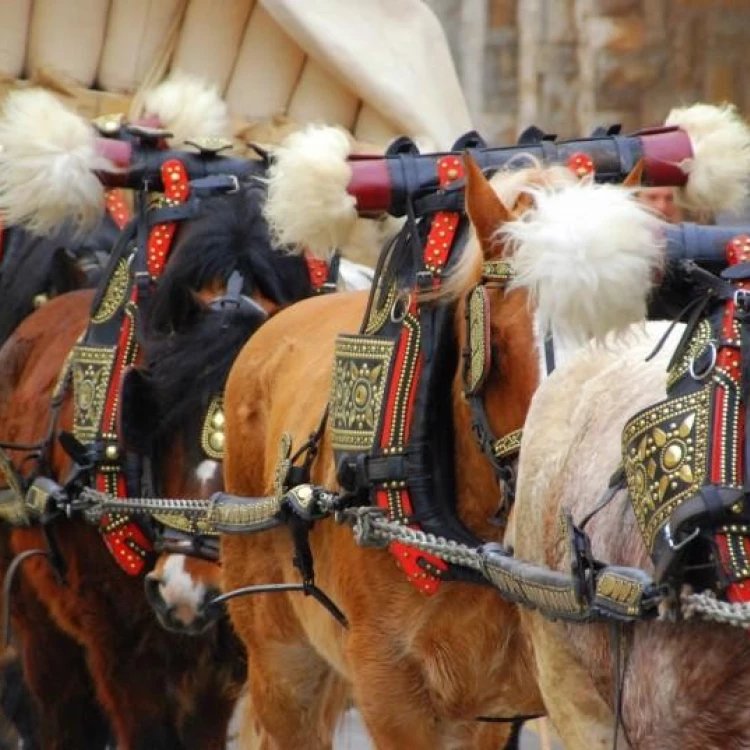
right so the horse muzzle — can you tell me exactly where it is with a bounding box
[144,567,223,636]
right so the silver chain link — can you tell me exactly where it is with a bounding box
[79,486,750,628]
[344,507,484,569]
[681,590,750,628]
[78,487,213,519]
[347,507,750,629]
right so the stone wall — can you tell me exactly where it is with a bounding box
[428,0,750,143]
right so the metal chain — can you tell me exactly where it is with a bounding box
[78,486,750,629]
[681,590,750,628]
[344,507,483,569]
[78,487,213,519]
[347,507,750,629]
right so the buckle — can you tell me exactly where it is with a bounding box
[688,340,717,380]
[415,271,434,291]
[734,288,750,310]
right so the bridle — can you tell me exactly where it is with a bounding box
[461,258,523,513]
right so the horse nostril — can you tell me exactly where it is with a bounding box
[144,575,166,610]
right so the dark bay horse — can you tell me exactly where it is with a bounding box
[218,156,663,749]
[0,209,122,348]
[0,183,319,748]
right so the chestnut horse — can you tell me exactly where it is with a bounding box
[513,316,750,749]
[0,186,319,748]
[142,245,377,635]
[218,156,663,748]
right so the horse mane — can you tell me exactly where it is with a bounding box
[146,183,312,335]
[133,304,265,460]
[0,216,120,347]
[436,162,578,302]
[135,183,313,459]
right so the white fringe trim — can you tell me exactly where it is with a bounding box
[263,125,357,258]
[142,71,230,147]
[666,103,750,214]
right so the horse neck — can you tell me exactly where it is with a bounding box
[451,288,540,536]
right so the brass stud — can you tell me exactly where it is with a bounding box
[208,431,225,452]
[105,445,120,460]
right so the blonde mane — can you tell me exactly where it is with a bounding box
[436,160,578,302]
[438,159,664,343]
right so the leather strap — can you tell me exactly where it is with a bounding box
[104,190,131,231]
[93,159,191,574]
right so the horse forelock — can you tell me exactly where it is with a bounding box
[147,186,311,336]
[134,306,262,464]
[134,185,315,463]
[435,164,577,305]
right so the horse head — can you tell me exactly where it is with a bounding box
[117,183,317,633]
[442,154,664,537]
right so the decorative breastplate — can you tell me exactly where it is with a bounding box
[624,234,750,599]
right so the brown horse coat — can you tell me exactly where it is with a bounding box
[0,292,243,748]
[222,290,540,750]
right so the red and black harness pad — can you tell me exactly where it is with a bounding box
[75,160,190,575]
[713,235,750,601]
[371,156,466,594]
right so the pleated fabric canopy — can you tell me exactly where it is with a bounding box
[0,0,471,149]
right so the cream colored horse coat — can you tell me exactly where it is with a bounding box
[513,322,750,749]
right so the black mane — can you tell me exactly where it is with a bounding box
[146,181,312,335]
[0,216,120,347]
[125,182,314,462]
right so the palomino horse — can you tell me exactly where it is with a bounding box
[218,155,664,749]
[512,309,750,743]
[0,182,322,748]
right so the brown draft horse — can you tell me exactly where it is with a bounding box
[0,186,317,748]
[219,156,662,748]
[0,211,122,747]
[0,210,122,348]
[513,322,750,749]
[143,257,375,634]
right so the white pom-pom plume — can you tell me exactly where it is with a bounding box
[665,103,750,214]
[505,181,664,343]
[263,125,357,257]
[0,89,110,236]
[142,71,230,146]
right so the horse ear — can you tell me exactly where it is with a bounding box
[623,159,644,188]
[463,152,511,257]
[511,190,535,220]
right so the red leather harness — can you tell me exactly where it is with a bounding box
[97,161,191,574]
[374,156,465,594]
